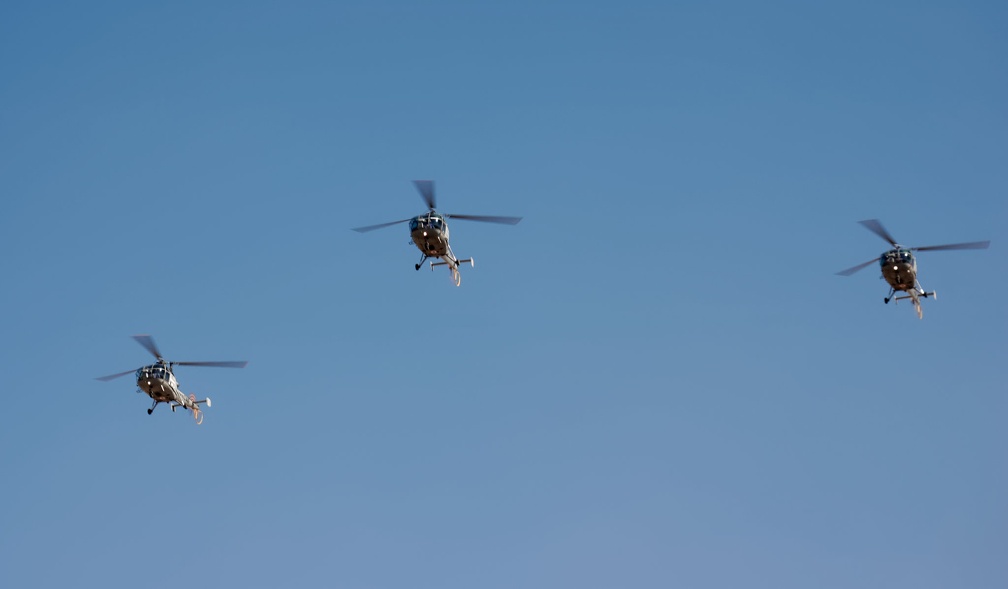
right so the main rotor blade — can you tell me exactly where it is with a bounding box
[835,258,878,276]
[352,219,410,233]
[858,219,898,247]
[446,214,523,225]
[912,240,990,252]
[133,334,163,360]
[95,368,139,382]
[413,180,436,210]
[173,361,249,369]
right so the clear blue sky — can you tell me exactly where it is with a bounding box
[2,1,1005,587]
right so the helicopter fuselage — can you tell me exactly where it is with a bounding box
[136,363,192,408]
[409,212,450,257]
[406,211,474,285]
[879,248,917,292]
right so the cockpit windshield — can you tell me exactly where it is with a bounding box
[137,364,169,379]
[882,249,913,264]
[409,214,445,231]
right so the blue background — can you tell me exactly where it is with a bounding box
[1,1,1005,587]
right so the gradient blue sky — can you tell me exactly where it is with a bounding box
[2,2,1006,588]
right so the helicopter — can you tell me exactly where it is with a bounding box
[352,180,522,286]
[836,219,990,319]
[95,335,248,424]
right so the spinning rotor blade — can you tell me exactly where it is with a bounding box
[446,214,523,225]
[133,334,163,360]
[95,368,139,382]
[858,219,898,247]
[352,219,410,233]
[912,240,991,252]
[413,180,436,210]
[173,360,249,369]
[835,258,878,276]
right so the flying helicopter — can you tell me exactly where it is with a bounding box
[352,180,522,286]
[95,335,248,424]
[836,219,990,319]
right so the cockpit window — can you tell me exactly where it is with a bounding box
[138,365,168,379]
[410,215,445,231]
[881,249,913,265]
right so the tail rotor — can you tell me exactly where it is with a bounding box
[189,394,211,425]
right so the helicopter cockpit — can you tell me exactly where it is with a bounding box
[136,363,169,381]
[410,213,446,233]
[881,249,914,265]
